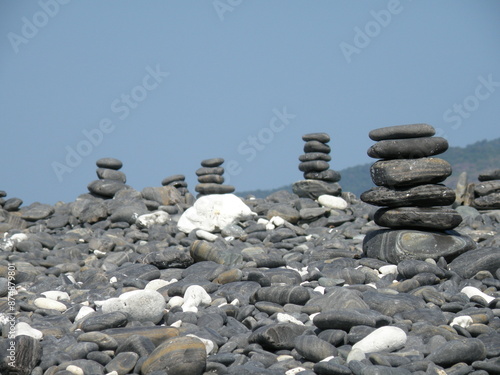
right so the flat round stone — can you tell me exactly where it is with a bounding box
[298,160,330,173]
[87,179,130,197]
[374,207,463,230]
[367,137,448,159]
[96,157,123,170]
[478,169,500,182]
[304,140,331,154]
[292,180,341,199]
[304,169,341,183]
[161,174,185,186]
[195,183,235,194]
[370,158,452,188]
[473,193,500,210]
[201,158,224,167]
[197,174,225,184]
[302,133,330,143]
[299,152,331,162]
[96,168,127,183]
[196,167,224,176]
[363,229,476,264]
[360,184,456,207]
[369,124,435,141]
[474,180,500,196]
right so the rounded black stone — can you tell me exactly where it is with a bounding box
[96,168,127,183]
[304,169,341,183]
[197,174,225,184]
[360,184,456,207]
[299,152,331,162]
[96,157,123,170]
[302,133,330,143]
[201,158,225,167]
[478,169,500,182]
[304,140,331,154]
[298,160,330,173]
[195,183,235,194]
[367,137,448,159]
[374,207,462,232]
[196,167,224,176]
[474,180,500,197]
[369,123,435,141]
[161,174,185,186]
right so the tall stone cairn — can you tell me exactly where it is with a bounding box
[473,169,500,210]
[195,158,235,196]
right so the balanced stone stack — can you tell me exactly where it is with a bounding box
[292,133,342,199]
[195,158,235,196]
[87,157,130,198]
[473,169,500,209]
[161,174,189,195]
[361,124,475,263]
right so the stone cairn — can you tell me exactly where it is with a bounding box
[161,174,189,195]
[194,158,235,196]
[292,133,342,199]
[473,169,500,210]
[87,157,130,198]
[360,124,476,264]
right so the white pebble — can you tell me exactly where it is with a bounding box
[277,313,304,326]
[450,315,473,328]
[286,368,307,375]
[187,334,215,354]
[170,320,182,328]
[167,296,184,309]
[75,306,95,322]
[15,322,43,340]
[265,222,276,231]
[379,265,398,276]
[257,218,269,225]
[196,229,218,242]
[93,249,106,258]
[34,297,67,312]
[318,195,348,210]
[309,312,320,321]
[321,355,335,362]
[270,216,286,227]
[230,298,240,306]
[145,279,176,291]
[105,372,119,375]
[277,354,294,362]
[109,276,118,283]
[461,286,495,303]
[182,285,211,312]
[41,291,70,301]
[65,365,84,375]
[352,326,407,353]
[314,286,326,294]
[136,211,170,228]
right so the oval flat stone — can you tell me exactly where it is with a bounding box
[197,174,225,184]
[96,168,127,183]
[304,140,331,153]
[252,286,311,305]
[292,180,341,199]
[195,184,235,195]
[426,338,486,366]
[313,309,377,331]
[304,169,341,183]
[448,247,500,279]
[369,123,435,141]
[96,157,123,170]
[302,133,330,143]
[363,229,476,264]
[141,336,207,375]
[248,323,308,350]
[474,180,500,196]
[21,204,55,221]
[473,193,500,209]
[360,184,456,207]
[87,179,129,197]
[294,335,338,362]
[374,207,462,230]
[299,152,331,162]
[201,158,225,167]
[352,326,407,354]
[104,351,139,375]
[367,137,448,159]
[299,160,330,173]
[196,167,224,176]
[370,158,452,188]
[478,169,500,182]
[80,311,129,332]
[102,326,179,347]
[161,174,186,186]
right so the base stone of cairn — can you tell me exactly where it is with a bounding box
[87,158,131,198]
[472,169,500,210]
[292,133,342,200]
[360,124,476,263]
[195,158,235,197]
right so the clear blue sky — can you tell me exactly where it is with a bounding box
[1,1,499,205]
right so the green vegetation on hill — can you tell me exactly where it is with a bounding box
[235,138,500,199]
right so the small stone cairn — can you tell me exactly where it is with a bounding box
[161,174,189,195]
[473,169,500,210]
[195,158,235,196]
[87,157,130,198]
[292,133,342,199]
[360,124,476,264]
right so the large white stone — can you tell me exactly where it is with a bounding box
[34,297,67,312]
[352,326,407,353]
[461,286,495,303]
[318,195,348,210]
[75,306,95,322]
[182,285,212,312]
[177,194,254,233]
[136,211,170,229]
[97,289,166,324]
[15,322,43,340]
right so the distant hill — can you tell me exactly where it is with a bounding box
[235,137,500,198]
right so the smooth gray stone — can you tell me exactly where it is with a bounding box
[96,157,123,170]
[190,240,243,267]
[370,158,452,188]
[101,326,179,347]
[196,167,224,176]
[304,140,331,153]
[472,358,500,374]
[109,204,148,224]
[248,323,308,350]
[58,359,105,375]
[104,352,139,375]
[251,286,311,305]
[88,179,129,197]
[448,247,500,279]
[359,366,412,374]
[473,193,500,209]
[0,190,5,197]
[397,259,446,279]
[75,200,108,224]
[477,332,500,357]
[367,137,448,159]
[197,174,225,184]
[96,168,126,182]
[300,207,327,221]
[65,342,100,360]
[373,207,462,230]
[142,185,184,205]
[266,203,300,223]
[317,329,347,346]
[20,203,55,221]
[299,160,330,173]
[292,180,342,199]
[313,309,377,330]
[161,174,186,186]
[478,169,500,182]
[474,180,500,196]
[369,123,435,141]
[302,132,331,143]
[195,183,235,194]
[299,152,332,162]
[140,248,194,269]
[360,184,456,207]
[362,291,426,316]
[314,361,352,374]
[201,158,225,167]
[398,308,447,326]
[3,197,23,211]
[80,311,129,332]
[306,287,369,311]
[363,229,476,264]
[426,338,486,367]
[77,331,118,350]
[304,169,341,182]
[107,264,160,282]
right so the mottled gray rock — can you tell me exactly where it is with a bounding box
[369,123,435,141]
[448,247,500,279]
[478,169,500,182]
[299,160,330,173]
[304,169,341,182]
[299,152,331,162]
[249,323,308,350]
[195,183,235,195]
[96,168,126,182]
[88,179,129,197]
[304,140,331,154]
[374,207,462,230]
[292,180,342,199]
[426,338,486,367]
[361,184,456,207]
[201,158,225,168]
[367,137,448,159]
[302,133,331,143]
[473,193,500,210]
[96,157,123,170]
